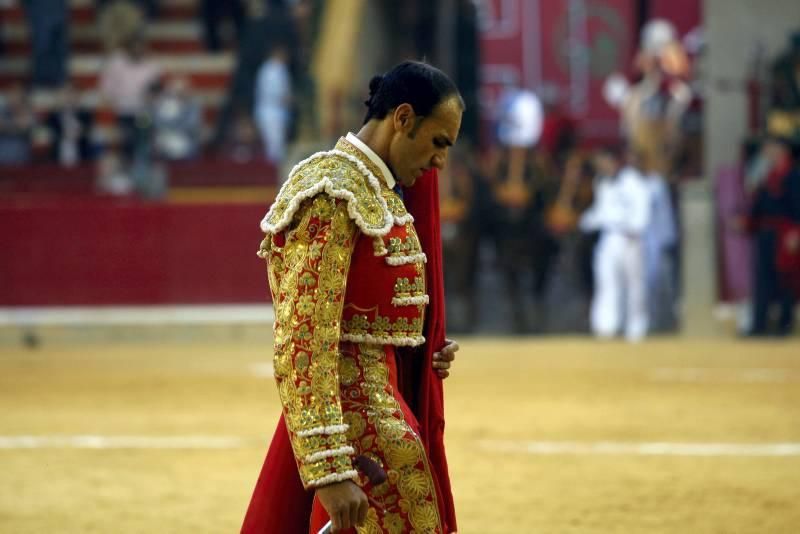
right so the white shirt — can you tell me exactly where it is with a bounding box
[99,51,162,115]
[580,166,651,236]
[345,132,396,189]
[255,59,291,113]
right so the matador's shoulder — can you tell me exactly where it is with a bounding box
[259,149,411,237]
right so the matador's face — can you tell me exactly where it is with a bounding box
[387,97,463,188]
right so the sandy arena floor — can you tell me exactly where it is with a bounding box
[1,334,799,533]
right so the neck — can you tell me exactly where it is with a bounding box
[355,120,392,166]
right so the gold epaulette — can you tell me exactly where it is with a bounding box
[260,149,412,237]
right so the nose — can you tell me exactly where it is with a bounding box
[431,153,445,170]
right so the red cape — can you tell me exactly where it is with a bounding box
[241,169,456,533]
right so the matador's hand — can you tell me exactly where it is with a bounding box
[433,338,459,379]
[316,480,368,532]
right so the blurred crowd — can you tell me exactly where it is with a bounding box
[2,2,798,338]
[0,0,312,196]
[439,19,694,339]
[730,31,800,337]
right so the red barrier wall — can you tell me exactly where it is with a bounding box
[0,197,270,306]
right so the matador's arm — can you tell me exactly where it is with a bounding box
[263,194,359,489]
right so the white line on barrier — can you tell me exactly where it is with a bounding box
[0,435,253,449]
[0,305,275,327]
[479,440,800,457]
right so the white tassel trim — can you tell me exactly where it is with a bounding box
[385,253,427,266]
[391,295,430,307]
[304,445,355,464]
[341,333,426,347]
[296,423,349,438]
[393,213,415,225]
[307,469,359,488]
[260,149,409,237]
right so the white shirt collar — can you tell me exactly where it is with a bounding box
[345,132,396,189]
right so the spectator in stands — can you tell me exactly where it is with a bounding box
[22,0,68,88]
[97,0,147,52]
[254,42,292,165]
[152,76,202,161]
[220,109,263,163]
[98,31,162,161]
[45,84,96,166]
[200,0,245,52]
[211,0,296,149]
[742,138,800,337]
[0,85,34,165]
[95,150,133,196]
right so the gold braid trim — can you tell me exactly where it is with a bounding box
[260,149,411,238]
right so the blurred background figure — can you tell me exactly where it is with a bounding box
[739,138,800,337]
[220,110,263,163]
[45,84,96,167]
[0,84,34,166]
[94,149,133,196]
[580,146,651,342]
[211,0,296,151]
[98,31,162,162]
[152,76,202,162]
[22,0,68,88]
[254,42,291,165]
[97,0,147,52]
[200,0,245,53]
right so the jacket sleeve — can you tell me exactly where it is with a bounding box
[266,194,359,489]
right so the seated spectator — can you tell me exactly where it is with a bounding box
[220,110,263,163]
[0,85,34,166]
[98,32,162,161]
[152,77,202,161]
[45,84,96,166]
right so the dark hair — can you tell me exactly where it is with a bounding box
[362,61,463,125]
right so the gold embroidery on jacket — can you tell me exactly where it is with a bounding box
[268,195,359,488]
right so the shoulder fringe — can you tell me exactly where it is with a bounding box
[260,149,412,237]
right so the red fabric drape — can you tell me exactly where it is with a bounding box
[241,169,455,533]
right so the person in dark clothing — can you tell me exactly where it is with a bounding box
[745,138,800,337]
[210,0,297,150]
[22,0,68,88]
[200,0,245,52]
[45,85,96,165]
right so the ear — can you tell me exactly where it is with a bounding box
[392,103,416,134]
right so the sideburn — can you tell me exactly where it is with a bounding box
[407,116,425,139]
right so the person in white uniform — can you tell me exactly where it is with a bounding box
[580,147,652,342]
[254,42,291,165]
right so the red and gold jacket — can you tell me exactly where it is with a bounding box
[257,137,430,487]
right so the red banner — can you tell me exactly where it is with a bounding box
[478,0,636,144]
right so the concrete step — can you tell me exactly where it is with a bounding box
[0,52,233,90]
[0,0,198,24]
